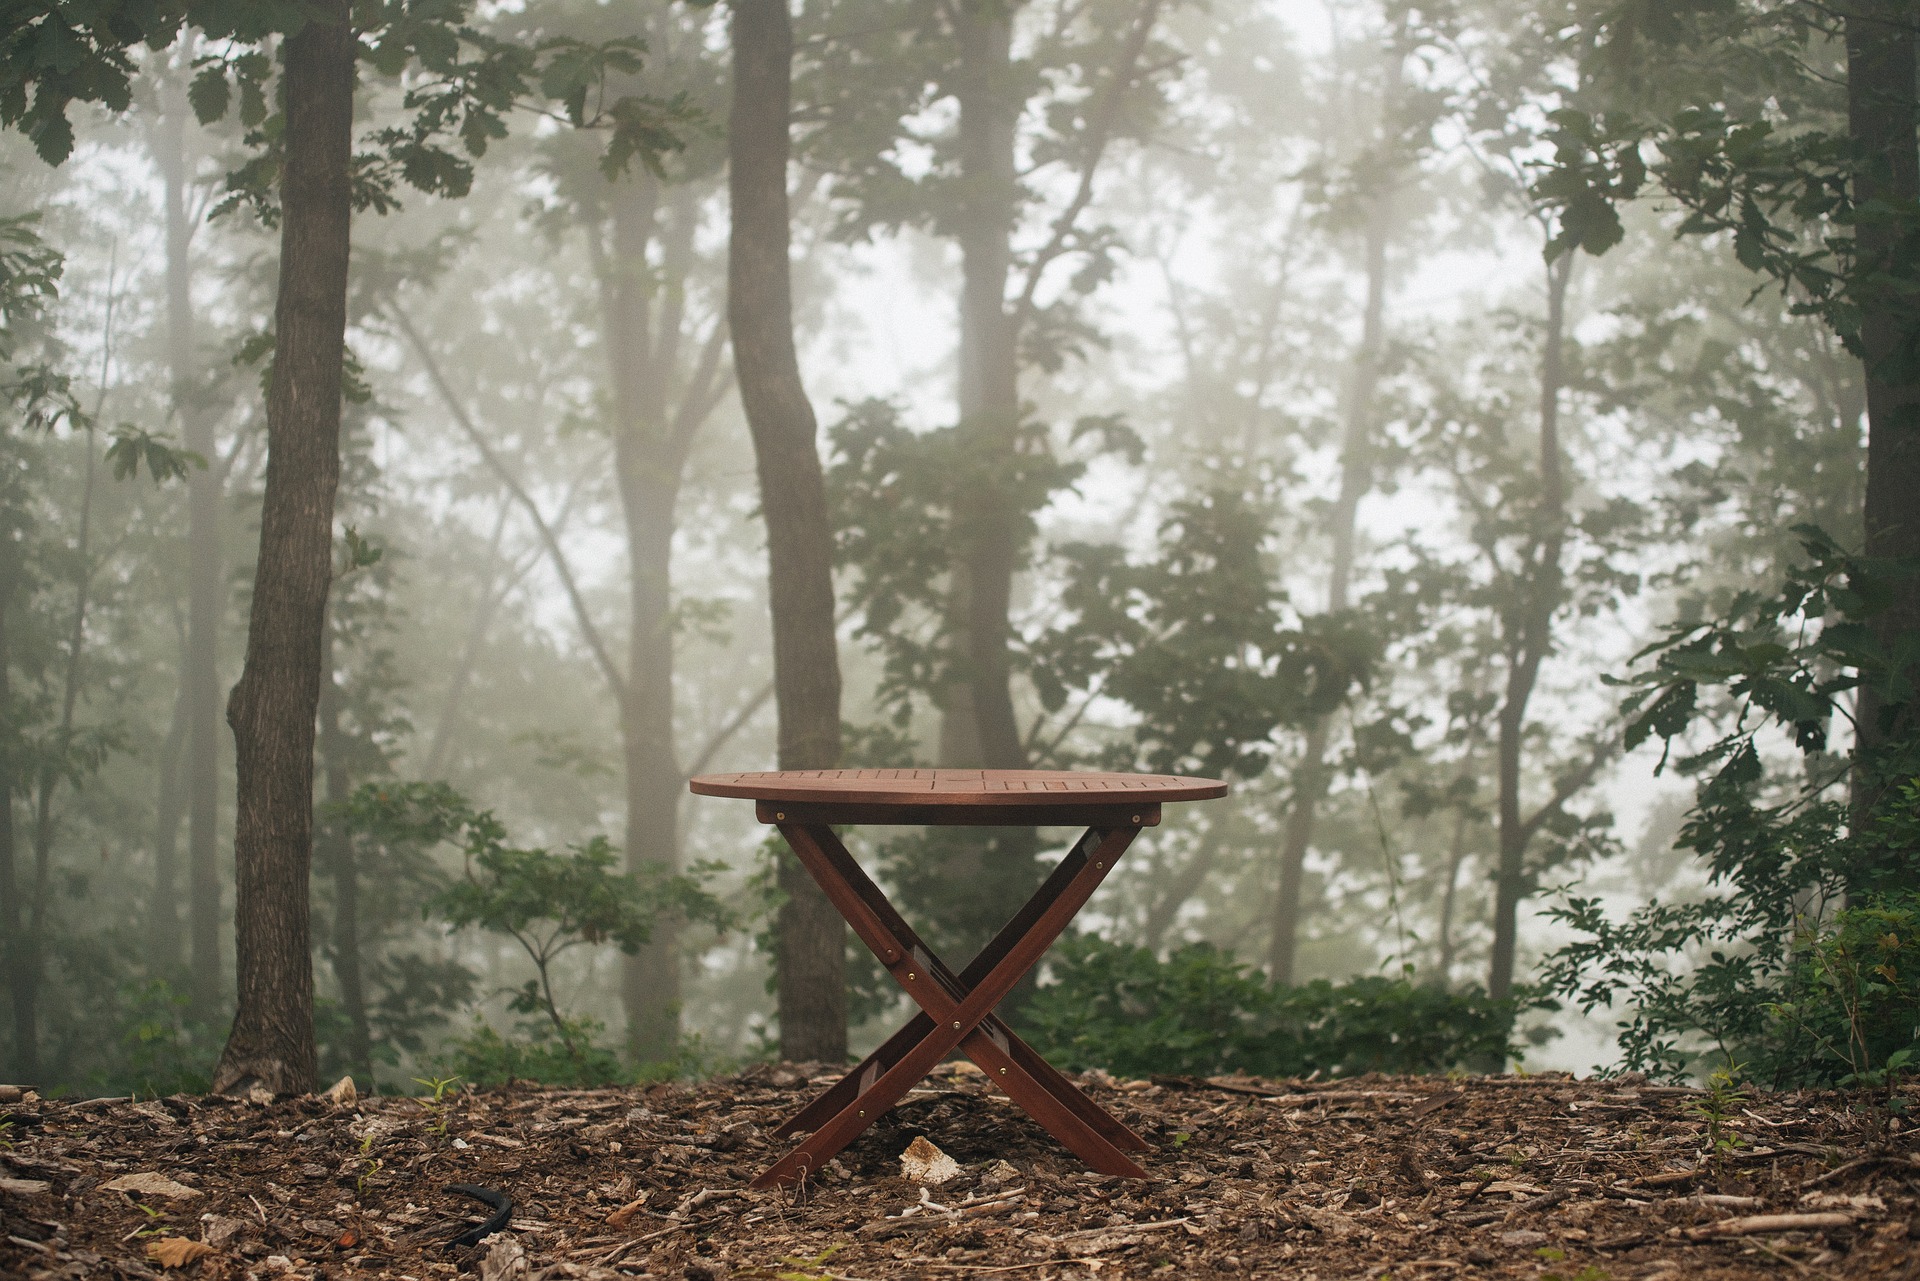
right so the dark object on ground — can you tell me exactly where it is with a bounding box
[444,1183,512,1248]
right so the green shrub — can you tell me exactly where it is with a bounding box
[1023,936,1520,1078]
[440,1016,627,1088]
[1542,530,1920,1087]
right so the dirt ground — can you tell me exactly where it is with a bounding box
[2,1065,1916,1280]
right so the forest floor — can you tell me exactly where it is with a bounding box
[1,1065,1916,1280]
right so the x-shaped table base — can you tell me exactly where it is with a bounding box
[750,821,1150,1189]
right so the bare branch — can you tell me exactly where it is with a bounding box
[389,299,628,701]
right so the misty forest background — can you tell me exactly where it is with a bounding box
[2,0,1917,1100]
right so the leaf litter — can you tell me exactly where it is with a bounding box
[0,1065,1914,1278]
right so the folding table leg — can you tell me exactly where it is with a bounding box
[775,826,1146,1153]
[773,830,1101,1139]
[750,824,1144,1189]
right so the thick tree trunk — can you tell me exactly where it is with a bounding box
[155,75,226,1017]
[213,1,354,1097]
[1846,1,1920,823]
[729,0,848,1063]
[1268,187,1391,986]
[1486,253,1573,1006]
[316,622,372,1087]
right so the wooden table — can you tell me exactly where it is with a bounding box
[687,768,1228,1188]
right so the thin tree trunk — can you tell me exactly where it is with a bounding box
[730,0,847,1062]
[1140,820,1226,951]
[213,0,355,1096]
[316,620,372,1087]
[150,678,188,967]
[601,173,689,1063]
[1434,803,1470,983]
[1268,182,1391,986]
[945,0,1025,773]
[1846,0,1920,831]
[420,498,512,780]
[1487,252,1573,1006]
[155,65,226,1019]
[0,574,28,1081]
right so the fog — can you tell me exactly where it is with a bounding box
[0,0,1904,1098]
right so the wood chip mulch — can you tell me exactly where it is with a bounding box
[2,1066,1917,1279]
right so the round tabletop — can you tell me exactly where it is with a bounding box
[688,768,1228,808]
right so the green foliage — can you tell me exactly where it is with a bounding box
[1024,935,1521,1079]
[1687,1059,1748,1163]
[1544,530,1920,1084]
[403,782,732,1069]
[1,2,696,199]
[440,1016,625,1088]
[102,978,223,1098]
[1533,8,1920,384]
[1034,486,1378,778]
[827,398,1089,722]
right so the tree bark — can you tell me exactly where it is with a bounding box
[1486,251,1573,1005]
[1846,1,1920,822]
[1268,180,1391,986]
[154,68,226,1018]
[729,0,847,1063]
[213,1,355,1097]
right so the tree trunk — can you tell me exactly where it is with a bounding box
[1846,1,1920,826]
[150,681,188,967]
[1268,183,1391,986]
[155,70,226,1019]
[1486,252,1573,1006]
[1434,802,1471,983]
[729,0,848,1063]
[0,580,30,1082]
[601,172,688,1063]
[316,620,372,1087]
[945,0,1026,773]
[213,1,355,1097]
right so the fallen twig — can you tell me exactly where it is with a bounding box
[1684,1211,1851,1240]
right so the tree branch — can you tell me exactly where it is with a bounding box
[389,298,628,701]
[1011,0,1166,333]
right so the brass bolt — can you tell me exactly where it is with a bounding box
[998,1067,1008,1075]
[952,1021,961,1030]
[1095,861,1105,870]
[907,972,917,981]
[1132,814,1141,824]
[858,1109,865,1118]
[776,811,785,820]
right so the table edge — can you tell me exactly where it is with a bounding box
[688,776,1229,805]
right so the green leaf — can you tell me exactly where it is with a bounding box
[188,66,230,124]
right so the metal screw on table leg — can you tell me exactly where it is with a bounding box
[952,1021,961,1029]
[776,811,785,820]
[999,1067,1007,1075]
[1132,814,1141,823]
[1095,862,1105,870]
[907,972,916,980]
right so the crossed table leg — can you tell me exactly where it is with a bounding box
[750,822,1150,1189]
